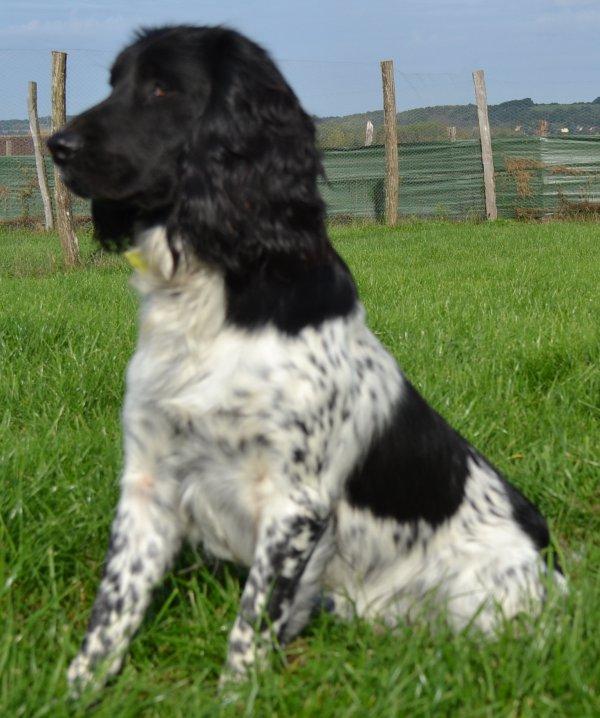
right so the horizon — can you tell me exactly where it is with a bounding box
[3,96,600,128]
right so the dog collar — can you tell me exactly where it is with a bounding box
[124,248,149,273]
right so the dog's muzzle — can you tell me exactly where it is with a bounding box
[47,130,83,166]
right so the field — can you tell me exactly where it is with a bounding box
[1,221,599,717]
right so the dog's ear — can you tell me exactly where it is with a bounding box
[171,30,329,273]
[92,199,137,252]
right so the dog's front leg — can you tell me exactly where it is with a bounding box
[68,477,181,695]
[223,494,329,682]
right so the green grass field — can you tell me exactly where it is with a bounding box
[1,221,599,717]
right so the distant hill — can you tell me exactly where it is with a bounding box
[3,98,600,147]
[316,98,600,147]
[0,116,52,135]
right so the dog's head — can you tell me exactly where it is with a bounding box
[47,26,328,272]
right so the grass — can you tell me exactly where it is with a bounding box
[1,220,599,717]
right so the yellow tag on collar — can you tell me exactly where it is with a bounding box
[124,248,149,272]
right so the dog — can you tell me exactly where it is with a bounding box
[48,25,565,693]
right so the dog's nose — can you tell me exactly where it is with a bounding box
[47,130,83,164]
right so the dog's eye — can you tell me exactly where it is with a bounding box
[152,84,169,98]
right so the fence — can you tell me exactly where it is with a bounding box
[320,137,600,220]
[2,48,600,226]
[0,155,90,222]
[3,136,599,225]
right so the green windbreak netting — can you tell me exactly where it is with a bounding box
[0,155,89,221]
[493,137,600,217]
[1,137,600,223]
[320,137,600,219]
[320,141,485,220]
[538,137,600,214]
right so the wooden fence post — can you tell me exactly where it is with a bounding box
[381,60,399,225]
[51,50,79,265]
[28,81,54,230]
[472,69,497,220]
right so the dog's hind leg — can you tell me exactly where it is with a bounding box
[222,491,330,682]
[67,476,181,695]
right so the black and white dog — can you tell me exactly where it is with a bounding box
[48,25,564,692]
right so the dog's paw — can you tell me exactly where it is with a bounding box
[67,650,123,699]
[218,667,250,705]
[67,653,101,699]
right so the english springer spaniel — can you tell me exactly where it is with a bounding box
[47,25,564,693]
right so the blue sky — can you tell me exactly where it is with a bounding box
[1,0,599,120]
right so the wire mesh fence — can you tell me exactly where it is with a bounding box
[2,49,600,226]
[1,48,113,226]
[320,137,600,221]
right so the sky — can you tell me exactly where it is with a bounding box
[1,0,599,120]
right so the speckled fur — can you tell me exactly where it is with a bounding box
[67,226,565,693]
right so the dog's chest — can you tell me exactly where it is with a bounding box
[124,260,401,567]
[126,328,286,564]
[125,308,356,565]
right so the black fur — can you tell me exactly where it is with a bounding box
[503,481,551,552]
[225,251,357,334]
[47,25,350,333]
[347,378,554,558]
[347,381,470,526]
